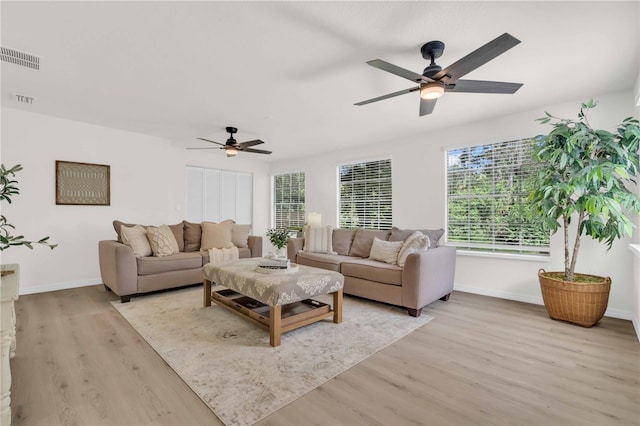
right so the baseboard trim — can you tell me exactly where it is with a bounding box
[453,283,633,321]
[633,317,640,342]
[19,278,101,296]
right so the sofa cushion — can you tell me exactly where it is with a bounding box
[201,247,252,264]
[120,225,152,257]
[146,225,180,257]
[232,224,251,248]
[332,229,356,255]
[137,252,203,275]
[349,229,391,258]
[168,223,185,252]
[201,220,234,250]
[296,252,355,272]
[389,227,444,247]
[341,259,402,286]
[368,237,403,265]
[303,225,336,254]
[397,231,430,267]
[183,221,202,252]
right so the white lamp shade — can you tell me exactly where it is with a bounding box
[420,83,444,100]
[226,148,238,157]
[307,212,322,227]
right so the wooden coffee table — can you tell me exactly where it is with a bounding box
[203,258,344,347]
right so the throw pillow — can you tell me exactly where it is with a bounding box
[113,220,135,243]
[201,220,234,250]
[168,223,185,252]
[348,229,391,258]
[146,225,180,257]
[232,224,251,248]
[332,228,357,255]
[397,231,431,267]
[389,227,444,247]
[120,225,152,257]
[368,237,403,265]
[303,225,336,254]
[183,220,202,252]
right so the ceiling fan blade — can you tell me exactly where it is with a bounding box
[355,86,419,106]
[196,137,226,147]
[419,98,437,116]
[241,147,272,155]
[446,79,523,94]
[366,59,432,84]
[238,139,265,147]
[186,147,225,150]
[433,33,521,83]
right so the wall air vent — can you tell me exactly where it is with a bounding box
[1,47,40,70]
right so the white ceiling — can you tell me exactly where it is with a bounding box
[1,1,638,162]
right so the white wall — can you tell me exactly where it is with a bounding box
[270,90,638,319]
[0,107,270,294]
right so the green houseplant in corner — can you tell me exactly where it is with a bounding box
[1,164,57,251]
[528,100,640,326]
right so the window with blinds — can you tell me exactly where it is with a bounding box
[446,138,550,256]
[339,159,392,230]
[273,172,305,229]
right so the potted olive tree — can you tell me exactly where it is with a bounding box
[528,100,640,326]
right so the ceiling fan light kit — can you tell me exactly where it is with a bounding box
[420,83,444,100]
[355,33,523,116]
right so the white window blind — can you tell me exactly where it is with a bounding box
[339,159,392,230]
[273,172,305,229]
[446,138,550,256]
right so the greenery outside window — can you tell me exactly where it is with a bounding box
[446,139,549,256]
[339,158,392,230]
[273,172,305,229]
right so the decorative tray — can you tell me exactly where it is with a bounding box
[255,263,299,274]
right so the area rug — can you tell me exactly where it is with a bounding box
[112,286,433,426]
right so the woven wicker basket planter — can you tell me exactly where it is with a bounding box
[538,269,611,327]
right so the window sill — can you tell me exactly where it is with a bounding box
[454,249,550,262]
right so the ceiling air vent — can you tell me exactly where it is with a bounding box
[1,47,40,70]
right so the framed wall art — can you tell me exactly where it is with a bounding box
[56,160,110,205]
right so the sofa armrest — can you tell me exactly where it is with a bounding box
[98,240,138,297]
[287,237,305,261]
[247,236,263,258]
[401,246,456,310]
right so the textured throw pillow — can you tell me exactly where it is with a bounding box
[201,220,234,250]
[389,227,444,247]
[349,229,391,258]
[397,231,431,267]
[183,221,202,252]
[146,225,180,257]
[120,225,152,257]
[303,225,336,254]
[332,228,357,255]
[232,224,251,248]
[368,237,403,265]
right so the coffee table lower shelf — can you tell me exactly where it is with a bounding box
[204,284,343,347]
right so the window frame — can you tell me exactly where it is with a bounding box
[337,157,392,230]
[444,138,550,259]
[271,171,306,230]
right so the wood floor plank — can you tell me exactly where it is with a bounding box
[10,286,640,426]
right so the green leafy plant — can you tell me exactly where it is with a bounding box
[528,100,640,281]
[266,228,290,250]
[1,164,57,250]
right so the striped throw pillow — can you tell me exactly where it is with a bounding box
[303,225,336,254]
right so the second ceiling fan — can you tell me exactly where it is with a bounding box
[188,127,272,157]
[355,33,523,116]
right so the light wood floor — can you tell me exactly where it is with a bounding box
[10,285,639,426]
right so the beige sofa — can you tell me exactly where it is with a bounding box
[99,220,262,302]
[287,227,455,317]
